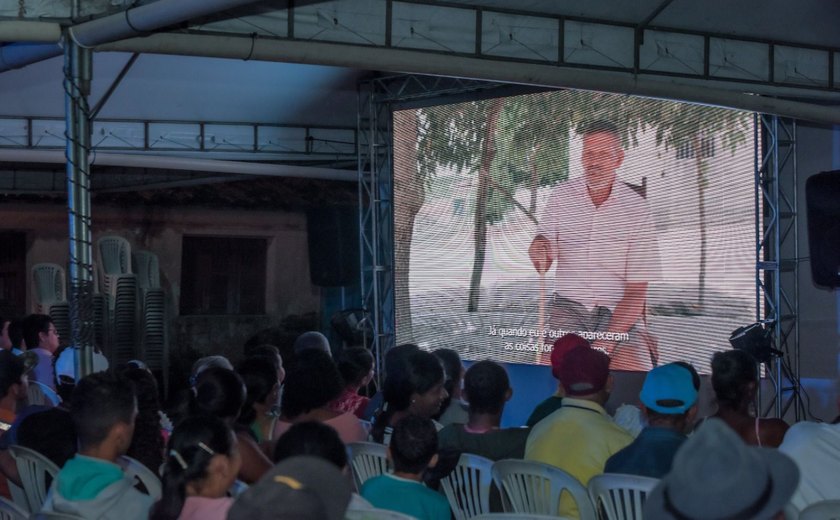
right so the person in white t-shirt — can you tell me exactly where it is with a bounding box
[778,417,840,514]
[529,120,662,370]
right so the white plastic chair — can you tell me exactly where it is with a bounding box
[347,442,389,490]
[440,453,494,519]
[491,460,596,520]
[0,496,28,520]
[798,499,840,520]
[26,381,61,407]
[345,509,418,520]
[31,263,66,313]
[587,473,659,520]
[30,513,87,520]
[132,250,161,290]
[97,236,132,276]
[8,445,59,513]
[119,455,162,500]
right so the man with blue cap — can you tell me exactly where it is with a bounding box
[605,362,698,478]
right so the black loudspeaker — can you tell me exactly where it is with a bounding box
[307,206,360,287]
[806,170,840,288]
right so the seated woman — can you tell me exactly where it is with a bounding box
[709,349,789,447]
[370,350,448,445]
[273,349,368,444]
[235,358,281,443]
[433,348,468,426]
[331,347,375,419]
[191,367,272,483]
[119,365,165,474]
[151,415,240,520]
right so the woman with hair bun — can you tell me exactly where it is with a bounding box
[150,415,241,520]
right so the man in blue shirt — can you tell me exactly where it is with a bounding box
[605,363,698,478]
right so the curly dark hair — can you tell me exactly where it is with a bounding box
[711,349,758,409]
[337,347,374,387]
[280,349,343,419]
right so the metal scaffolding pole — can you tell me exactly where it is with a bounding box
[64,36,96,378]
[755,114,801,420]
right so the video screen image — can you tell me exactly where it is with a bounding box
[393,89,757,372]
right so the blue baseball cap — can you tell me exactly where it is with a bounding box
[640,363,698,414]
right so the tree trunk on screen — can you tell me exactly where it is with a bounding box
[467,98,504,313]
[393,110,423,339]
[693,134,708,311]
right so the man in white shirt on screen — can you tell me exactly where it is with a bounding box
[528,120,661,371]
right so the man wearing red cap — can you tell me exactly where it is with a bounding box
[525,333,590,427]
[528,120,661,371]
[525,345,632,518]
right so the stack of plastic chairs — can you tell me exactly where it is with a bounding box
[97,236,136,365]
[31,263,70,340]
[132,250,168,393]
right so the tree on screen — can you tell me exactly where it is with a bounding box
[647,104,750,310]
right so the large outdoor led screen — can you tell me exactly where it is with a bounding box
[393,89,756,372]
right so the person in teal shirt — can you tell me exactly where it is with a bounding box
[361,415,451,520]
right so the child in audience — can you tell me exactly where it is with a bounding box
[39,371,153,519]
[151,415,241,520]
[370,350,448,444]
[191,367,272,484]
[361,415,451,520]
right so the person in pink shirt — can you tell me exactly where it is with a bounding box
[151,414,241,520]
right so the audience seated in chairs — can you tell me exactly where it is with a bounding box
[273,349,367,445]
[525,344,632,518]
[526,334,590,427]
[39,371,153,519]
[150,414,240,520]
[433,349,468,427]
[710,349,789,447]
[190,367,272,484]
[644,418,798,520]
[331,347,375,419]
[605,363,699,478]
[361,415,451,520]
[370,350,448,445]
[438,360,529,461]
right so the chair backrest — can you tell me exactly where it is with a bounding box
[32,263,66,310]
[119,455,162,500]
[491,459,596,520]
[26,381,61,407]
[0,496,28,520]
[799,499,840,520]
[344,508,418,520]
[132,250,160,290]
[440,453,494,520]
[97,235,132,276]
[8,445,59,513]
[347,442,389,491]
[587,473,659,520]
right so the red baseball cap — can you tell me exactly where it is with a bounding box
[559,344,610,396]
[550,333,591,380]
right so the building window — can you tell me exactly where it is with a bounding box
[180,236,267,315]
[676,136,716,160]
